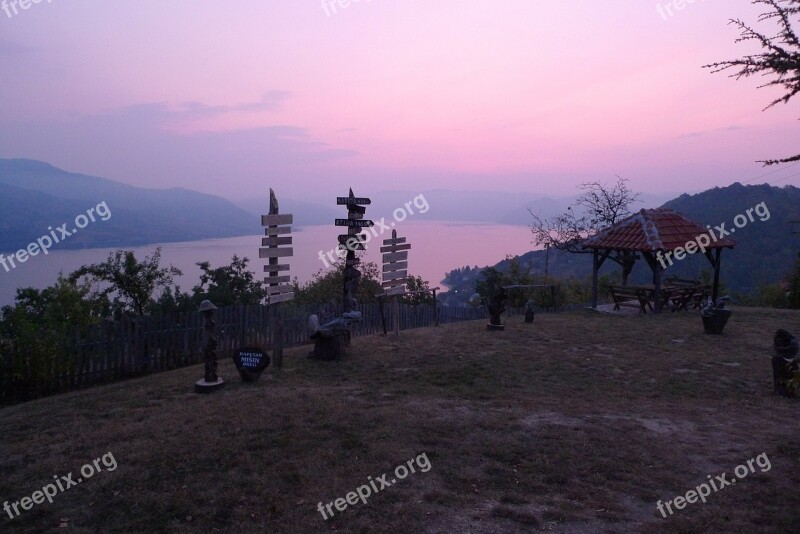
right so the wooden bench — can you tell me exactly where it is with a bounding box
[663,278,711,311]
[609,285,649,313]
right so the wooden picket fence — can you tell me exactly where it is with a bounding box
[0,300,578,405]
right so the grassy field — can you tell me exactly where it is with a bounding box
[1,306,799,533]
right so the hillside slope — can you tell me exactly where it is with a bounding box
[0,159,258,251]
[0,308,797,532]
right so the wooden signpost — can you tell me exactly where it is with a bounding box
[309,189,372,361]
[335,189,373,311]
[376,230,440,334]
[260,188,294,367]
[380,230,410,335]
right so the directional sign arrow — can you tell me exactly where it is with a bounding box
[337,197,371,205]
[380,243,411,253]
[266,284,293,295]
[263,264,291,273]
[259,248,293,259]
[268,292,295,304]
[263,275,291,285]
[382,261,407,273]
[262,236,292,247]
[335,219,374,228]
[382,251,408,263]
[264,226,292,236]
[383,270,408,282]
[261,214,293,226]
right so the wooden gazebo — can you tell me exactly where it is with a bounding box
[582,208,735,313]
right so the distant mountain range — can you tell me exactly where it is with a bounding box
[359,190,677,227]
[0,158,680,254]
[0,159,259,251]
[439,182,800,304]
[0,159,361,251]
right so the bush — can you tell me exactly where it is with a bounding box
[0,276,105,402]
[292,259,382,306]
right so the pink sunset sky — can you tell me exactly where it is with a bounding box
[0,0,798,202]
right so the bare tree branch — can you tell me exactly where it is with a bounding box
[704,0,800,165]
[529,177,641,259]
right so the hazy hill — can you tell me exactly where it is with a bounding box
[238,190,577,227]
[660,182,800,292]
[369,189,677,226]
[439,183,800,305]
[0,159,258,251]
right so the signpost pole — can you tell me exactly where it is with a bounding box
[272,303,283,369]
[379,295,387,335]
[393,295,400,335]
[269,207,283,369]
[260,188,295,368]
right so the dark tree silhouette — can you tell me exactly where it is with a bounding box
[704,0,800,165]
[193,256,266,307]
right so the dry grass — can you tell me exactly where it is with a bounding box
[1,306,799,533]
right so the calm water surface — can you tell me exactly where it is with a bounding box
[0,221,537,306]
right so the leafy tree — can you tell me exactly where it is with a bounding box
[475,267,507,303]
[1,275,107,334]
[401,275,434,305]
[193,255,266,307]
[704,0,800,164]
[69,248,181,317]
[0,275,107,400]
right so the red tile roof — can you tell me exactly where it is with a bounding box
[582,208,735,252]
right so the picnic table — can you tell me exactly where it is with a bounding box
[610,282,710,314]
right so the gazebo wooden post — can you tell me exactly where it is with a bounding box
[641,251,664,314]
[590,248,611,309]
[712,248,722,303]
[703,248,723,303]
[653,264,663,314]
